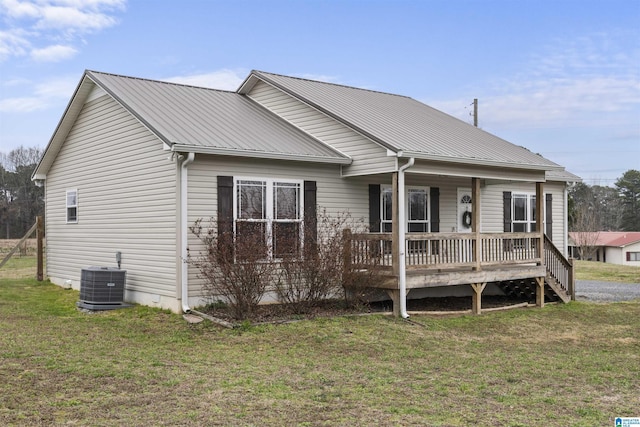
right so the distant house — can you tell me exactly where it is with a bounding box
[33,70,581,316]
[569,232,640,266]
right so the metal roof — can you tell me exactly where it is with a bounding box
[546,168,582,182]
[86,71,350,163]
[569,232,640,247]
[243,71,565,172]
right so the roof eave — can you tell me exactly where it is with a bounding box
[399,151,562,172]
[31,73,93,181]
[170,144,352,165]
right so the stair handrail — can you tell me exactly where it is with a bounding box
[543,235,575,300]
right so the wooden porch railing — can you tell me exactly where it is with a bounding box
[544,234,575,300]
[346,231,543,271]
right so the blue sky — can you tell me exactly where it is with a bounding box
[0,0,638,185]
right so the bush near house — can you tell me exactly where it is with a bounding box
[188,211,385,320]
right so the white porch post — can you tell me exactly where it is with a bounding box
[536,181,544,264]
[472,177,481,270]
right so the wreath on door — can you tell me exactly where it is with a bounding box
[462,211,472,228]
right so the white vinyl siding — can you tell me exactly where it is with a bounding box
[247,80,395,177]
[186,156,370,293]
[45,94,178,298]
[480,181,568,255]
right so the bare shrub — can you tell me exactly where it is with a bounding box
[189,218,276,320]
[275,209,386,309]
[274,209,349,308]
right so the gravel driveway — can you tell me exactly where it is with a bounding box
[575,280,640,302]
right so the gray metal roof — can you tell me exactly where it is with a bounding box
[546,168,582,182]
[244,71,564,171]
[86,71,350,163]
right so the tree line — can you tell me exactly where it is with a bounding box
[569,169,640,233]
[0,146,44,239]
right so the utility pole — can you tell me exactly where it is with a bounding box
[473,98,478,127]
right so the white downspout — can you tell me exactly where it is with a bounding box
[180,152,195,313]
[564,184,569,258]
[398,157,415,318]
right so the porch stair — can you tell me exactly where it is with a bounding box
[496,274,571,304]
[497,235,575,304]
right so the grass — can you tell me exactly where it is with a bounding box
[1,256,639,426]
[575,260,640,284]
[2,281,639,426]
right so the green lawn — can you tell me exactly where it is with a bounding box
[1,275,638,426]
[575,260,640,284]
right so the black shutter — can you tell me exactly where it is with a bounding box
[503,192,512,232]
[217,176,234,235]
[304,181,317,255]
[430,187,440,232]
[217,176,234,260]
[545,193,553,239]
[369,184,381,232]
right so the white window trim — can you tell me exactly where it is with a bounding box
[232,177,304,259]
[512,192,545,233]
[381,185,431,233]
[66,189,78,224]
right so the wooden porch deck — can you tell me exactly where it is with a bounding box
[345,231,575,314]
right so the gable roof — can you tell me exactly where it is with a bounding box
[34,70,351,179]
[569,231,640,247]
[240,71,565,172]
[34,69,581,181]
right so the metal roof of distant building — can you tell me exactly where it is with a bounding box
[243,70,564,171]
[86,71,350,163]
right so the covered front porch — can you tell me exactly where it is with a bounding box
[344,167,575,316]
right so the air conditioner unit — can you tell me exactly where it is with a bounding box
[77,267,128,310]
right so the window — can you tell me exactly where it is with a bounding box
[627,252,640,262]
[66,190,78,223]
[234,178,302,259]
[512,193,536,232]
[381,186,430,232]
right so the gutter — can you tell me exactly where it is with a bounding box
[180,152,195,313]
[170,144,352,165]
[397,157,415,318]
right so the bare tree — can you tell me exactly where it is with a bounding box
[189,218,276,320]
[0,146,44,238]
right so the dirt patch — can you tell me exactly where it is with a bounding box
[200,295,528,325]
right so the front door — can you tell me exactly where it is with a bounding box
[457,188,472,233]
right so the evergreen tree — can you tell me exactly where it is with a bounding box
[615,169,640,231]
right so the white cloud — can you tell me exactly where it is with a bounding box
[0,29,29,60]
[430,32,640,131]
[0,75,77,112]
[35,4,119,32]
[0,0,126,62]
[164,69,246,91]
[31,43,77,61]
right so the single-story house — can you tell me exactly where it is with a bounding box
[569,231,640,266]
[33,69,581,316]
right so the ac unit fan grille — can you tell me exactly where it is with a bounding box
[80,267,126,304]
